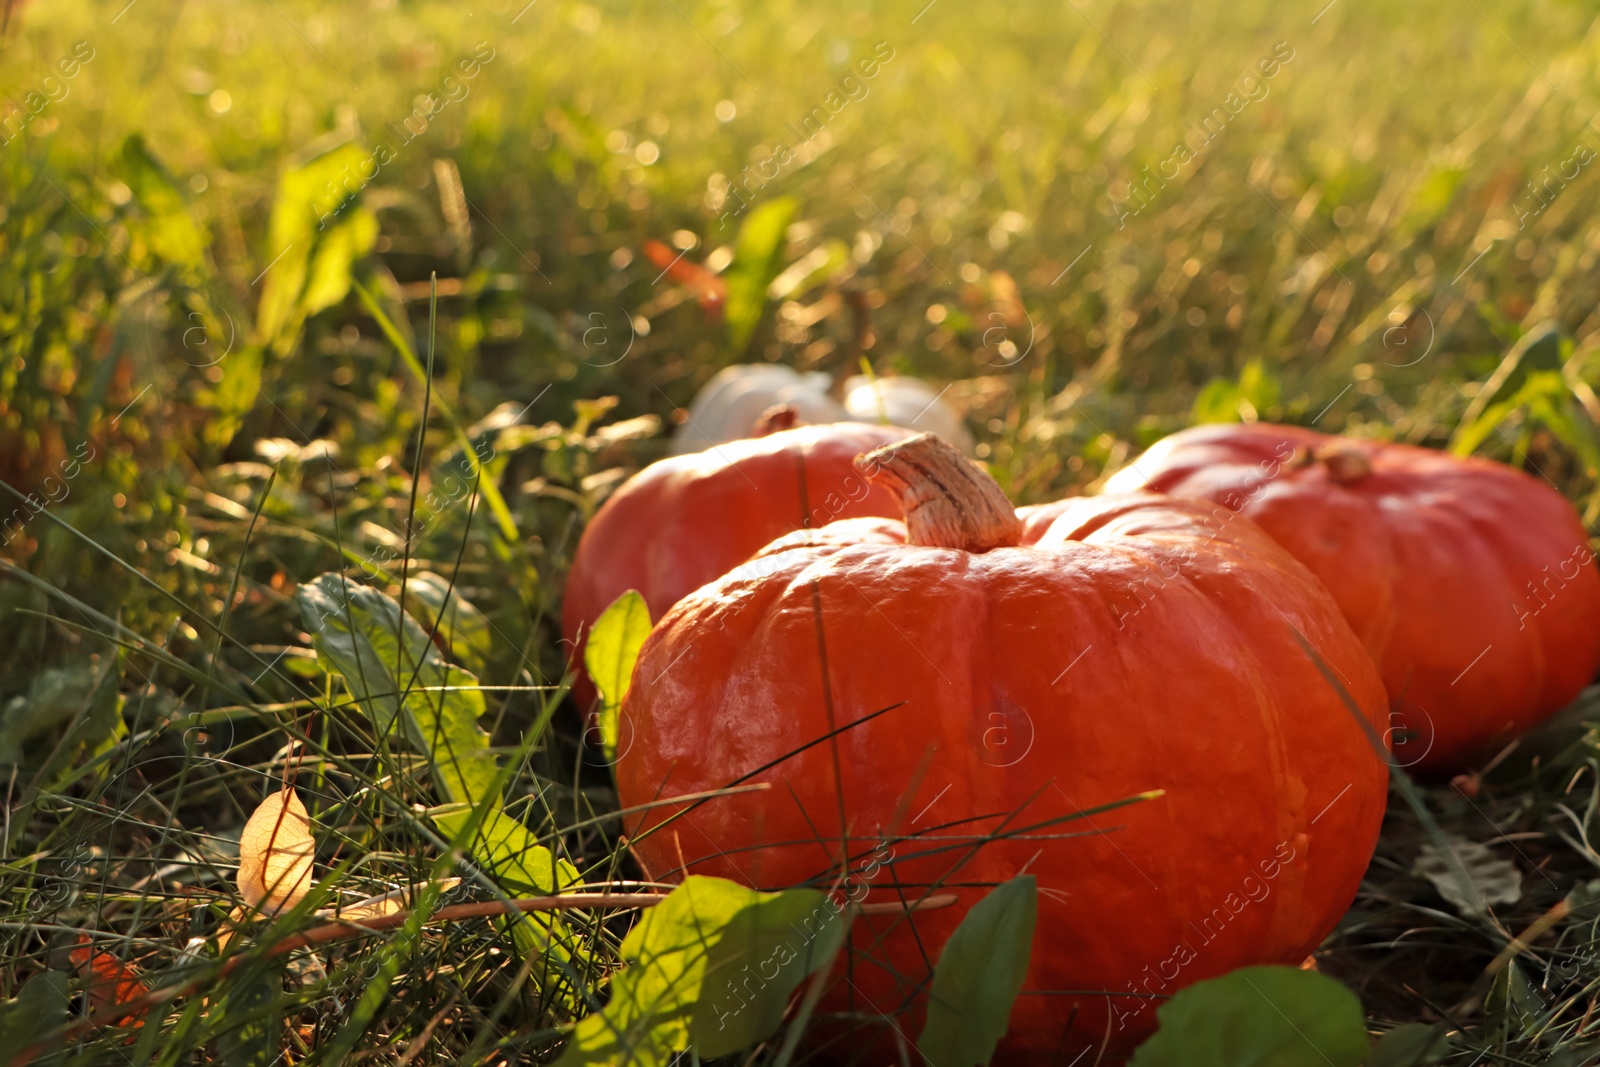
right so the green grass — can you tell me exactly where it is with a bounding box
[6,0,1600,1062]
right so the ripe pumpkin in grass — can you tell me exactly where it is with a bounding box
[615,433,1388,1059]
[1105,422,1600,773]
[561,420,913,709]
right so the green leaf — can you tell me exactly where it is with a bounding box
[0,970,69,1064]
[42,654,125,796]
[1451,322,1587,461]
[1191,358,1281,425]
[1130,965,1368,1067]
[767,238,851,301]
[296,574,575,892]
[724,197,799,352]
[299,573,498,804]
[918,874,1037,1067]
[1486,960,1543,1039]
[1545,1042,1600,1067]
[303,209,378,317]
[1473,322,1567,411]
[435,807,570,897]
[216,961,283,1067]
[195,344,265,450]
[112,134,208,271]
[1451,369,1569,459]
[0,652,123,792]
[1566,878,1600,918]
[691,884,848,1056]
[297,574,587,1005]
[1525,383,1600,472]
[583,590,651,755]
[1366,1023,1449,1067]
[402,572,493,673]
[557,876,843,1067]
[0,661,101,766]
[256,144,378,353]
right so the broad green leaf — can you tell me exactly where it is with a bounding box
[691,885,848,1056]
[1367,1023,1449,1067]
[584,590,651,756]
[725,197,799,352]
[1525,383,1600,473]
[113,134,208,271]
[298,574,586,1005]
[298,573,498,803]
[402,571,493,674]
[1129,965,1368,1067]
[557,876,842,1067]
[1566,878,1600,918]
[1486,960,1543,1039]
[435,807,570,896]
[1463,322,1567,419]
[918,875,1037,1067]
[303,207,378,317]
[42,653,125,796]
[1451,369,1570,459]
[0,661,102,766]
[0,970,69,1063]
[256,144,378,352]
[0,652,124,795]
[1190,376,1243,425]
[561,877,749,1067]
[296,574,576,892]
[196,344,264,450]
[1545,1042,1600,1067]
[1451,323,1587,461]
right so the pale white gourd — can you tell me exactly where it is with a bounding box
[669,365,846,454]
[669,365,975,456]
[843,375,975,455]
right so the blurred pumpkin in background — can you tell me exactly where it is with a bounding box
[562,418,912,709]
[1107,421,1600,772]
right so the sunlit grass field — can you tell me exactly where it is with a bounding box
[8,0,1600,1061]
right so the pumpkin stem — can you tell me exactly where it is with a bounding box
[754,403,802,436]
[1315,442,1373,485]
[857,432,1022,551]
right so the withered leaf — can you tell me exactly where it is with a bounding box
[236,788,315,916]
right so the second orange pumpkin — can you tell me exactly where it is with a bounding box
[1107,422,1600,772]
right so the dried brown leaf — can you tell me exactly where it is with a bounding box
[236,788,315,916]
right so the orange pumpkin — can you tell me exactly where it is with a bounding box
[616,433,1388,1058]
[562,421,913,708]
[1106,422,1600,772]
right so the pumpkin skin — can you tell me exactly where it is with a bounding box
[1104,422,1600,772]
[562,422,912,709]
[615,436,1389,1059]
